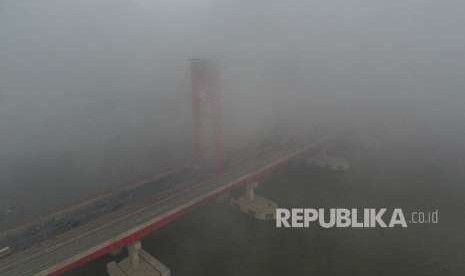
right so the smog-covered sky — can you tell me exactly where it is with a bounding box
[1,0,465,217]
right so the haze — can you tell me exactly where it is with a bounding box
[1,0,464,227]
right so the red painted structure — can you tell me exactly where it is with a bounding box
[48,144,317,276]
[0,59,327,276]
[190,59,225,170]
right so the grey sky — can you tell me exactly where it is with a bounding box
[1,0,464,215]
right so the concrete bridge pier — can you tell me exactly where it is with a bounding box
[107,241,171,276]
[231,182,277,220]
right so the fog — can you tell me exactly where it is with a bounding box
[1,0,465,226]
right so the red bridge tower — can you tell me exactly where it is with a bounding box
[190,59,225,171]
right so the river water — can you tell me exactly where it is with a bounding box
[67,149,465,276]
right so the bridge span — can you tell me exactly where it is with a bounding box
[0,140,326,276]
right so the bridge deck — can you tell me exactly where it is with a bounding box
[0,142,322,276]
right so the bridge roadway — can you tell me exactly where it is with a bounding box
[0,141,323,276]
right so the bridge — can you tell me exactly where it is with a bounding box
[0,59,328,276]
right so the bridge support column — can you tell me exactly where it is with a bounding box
[231,182,277,220]
[110,247,123,256]
[107,241,171,276]
[306,146,350,171]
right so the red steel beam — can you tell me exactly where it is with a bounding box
[46,144,317,276]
